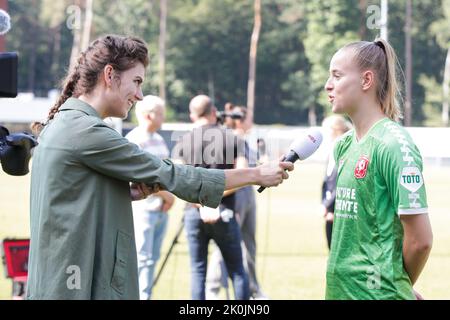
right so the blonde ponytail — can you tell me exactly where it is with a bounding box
[373,38,403,121]
[344,38,403,122]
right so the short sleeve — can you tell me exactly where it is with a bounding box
[377,137,428,215]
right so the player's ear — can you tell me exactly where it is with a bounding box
[361,70,374,91]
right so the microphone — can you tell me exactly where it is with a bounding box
[257,128,323,193]
[0,9,11,35]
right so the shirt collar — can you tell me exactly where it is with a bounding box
[59,97,102,119]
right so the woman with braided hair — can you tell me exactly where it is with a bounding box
[27,34,293,300]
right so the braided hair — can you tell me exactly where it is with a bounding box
[31,35,149,135]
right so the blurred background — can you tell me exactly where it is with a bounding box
[0,0,449,299]
[1,0,449,127]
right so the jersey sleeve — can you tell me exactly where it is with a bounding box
[377,133,428,215]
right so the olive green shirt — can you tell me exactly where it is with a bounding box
[27,98,225,300]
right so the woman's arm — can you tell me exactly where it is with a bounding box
[400,213,433,285]
[222,156,248,197]
[77,122,293,208]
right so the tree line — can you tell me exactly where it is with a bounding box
[4,0,450,126]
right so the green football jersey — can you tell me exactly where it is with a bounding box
[325,118,428,300]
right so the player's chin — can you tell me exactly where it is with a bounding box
[331,103,346,115]
[331,104,341,114]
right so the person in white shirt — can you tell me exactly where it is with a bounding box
[126,95,175,300]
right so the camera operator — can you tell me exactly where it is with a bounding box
[216,103,245,128]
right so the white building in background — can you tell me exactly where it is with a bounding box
[0,93,51,123]
[0,92,122,134]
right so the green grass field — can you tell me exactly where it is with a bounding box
[1,163,449,300]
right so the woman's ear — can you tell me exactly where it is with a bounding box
[103,65,114,87]
[361,70,375,91]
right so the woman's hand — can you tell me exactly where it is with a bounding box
[322,206,334,222]
[130,183,159,201]
[224,161,294,191]
[256,161,294,187]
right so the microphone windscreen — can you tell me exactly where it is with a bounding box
[290,128,323,160]
[256,128,323,194]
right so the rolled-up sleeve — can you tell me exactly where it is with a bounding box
[178,163,225,208]
[73,120,225,208]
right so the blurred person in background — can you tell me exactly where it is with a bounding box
[176,95,249,300]
[320,115,352,250]
[125,95,175,300]
[206,105,267,300]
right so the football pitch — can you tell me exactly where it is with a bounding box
[1,162,449,300]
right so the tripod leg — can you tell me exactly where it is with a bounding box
[151,214,185,292]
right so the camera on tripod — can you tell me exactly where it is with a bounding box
[0,52,38,176]
[216,109,244,126]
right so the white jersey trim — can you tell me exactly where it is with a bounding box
[398,207,428,215]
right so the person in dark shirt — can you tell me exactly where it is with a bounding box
[206,105,267,300]
[175,95,249,300]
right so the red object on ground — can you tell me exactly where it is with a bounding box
[1,238,30,299]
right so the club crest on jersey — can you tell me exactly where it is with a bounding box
[354,155,369,179]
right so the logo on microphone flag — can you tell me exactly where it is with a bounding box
[354,155,369,179]
[307,134,317,144]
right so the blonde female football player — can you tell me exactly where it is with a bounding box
[324,38,433,300]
